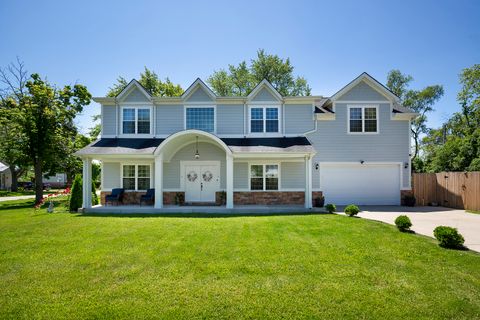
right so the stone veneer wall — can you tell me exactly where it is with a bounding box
[233,192,305,205]
[100,191,146,205]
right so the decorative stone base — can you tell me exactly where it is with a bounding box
[100,191,146,205]
[233,192,305,205]
[163,192,184,205]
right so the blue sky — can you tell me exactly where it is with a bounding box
[1,0,479,134]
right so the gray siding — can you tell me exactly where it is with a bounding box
[163,142,226,189]
[102,162,120,190]
[281,162,305,189]
[123,87,150,103]
[156,105,184,135]
[251,88,279,102]
[234,162,248,189]
[284,104,314,134]
[217,105,244,135]
[307,103,410,189]
[102,106,117,136]
[185,87,214,102]
[337,81,388,101]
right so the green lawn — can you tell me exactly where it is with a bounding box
[0,199,479,319]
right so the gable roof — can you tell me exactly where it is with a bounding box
[181,78,217,101]
[330,72,400,102]
[247,79,283,102]
[0,161,9,172]
[115,79,152,102]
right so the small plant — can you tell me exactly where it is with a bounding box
[174,192,185,205]
[314,195,325,207]
[69,174,83,212]
[344,204,360,217]
[395,215,412,232]
[92,181,99,206]
[218,191,226,205]
[325,203,336,213]
[433,226,465,249]
[403,194,416,207]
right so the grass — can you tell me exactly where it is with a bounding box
[0,199,479,319]
[467,210,480,215]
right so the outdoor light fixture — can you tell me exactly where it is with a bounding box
[360,160,365,164]
[194,136,200,159]
[404,162,409,169]
[315,163,319,170]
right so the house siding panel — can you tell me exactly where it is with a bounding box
[102,162,120,190]
[234,162,248,189]
[337,81,389,101]
[281,162,305,189]
[284,104,314,134]
[185,88,214,102]
[307,103,410,189]
[122,87,150,103]
[217,104,244,135]
[251,88,279,102]
[156,105,184,135]
[102,106,117,136]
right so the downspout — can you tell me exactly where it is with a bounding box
[115,97,119,137]
[282,101,285,136]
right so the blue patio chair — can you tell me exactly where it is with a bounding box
[105,188,124,206]
[140,188,155,206]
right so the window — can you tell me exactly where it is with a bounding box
[186,107,215,133]
[348,106,378,133]
[122,164,151,190]
[249,106,280,134]
[122,107,151,134]
[250,164,279,191]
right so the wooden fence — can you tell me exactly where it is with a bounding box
[413,172,480,211]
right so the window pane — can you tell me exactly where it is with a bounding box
[266,178,278,190]
[350,108,362,120]
[137,109,150,121]
[138,178,150,190]
[137,121,150,134]
[250,165,263,178]
[186,108,214,133]
[251,108,263,120]
[123,108,135,121]
[251,178,263,190]
[251,120,263,132]
[365,119,377,132]
[265,165,278,190]
[365,108,376,119]
[350,120,362,132]
[123,165,135,178]
[266,120,278,132]
[138,165,150,178]
[123,178,135,190]
[123,121,135,134]
[266,108,278,120]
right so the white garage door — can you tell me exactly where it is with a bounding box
[320,163,401,205]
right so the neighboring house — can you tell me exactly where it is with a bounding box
[76,72,417,210]
[43,173,67,188]
[0,162,12,190]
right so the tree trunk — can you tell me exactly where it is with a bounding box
[34,160,43,204]
[10,169,18,192]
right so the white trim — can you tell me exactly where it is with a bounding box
[233,189,305,192]
[184,105,217,134]
[247,79,283,102]
[347,105,379,134]
[331,73,399,102]
[116,80,152,102]
[248,162,280,191]
[181,78,217,101]
[120,163,153,191]
[336,100,390,104]
[154,129,232,156]
[247,105,282,136]
[408,119,412,189]
[119,105,153,137]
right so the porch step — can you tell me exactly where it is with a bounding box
[183,202,219,206]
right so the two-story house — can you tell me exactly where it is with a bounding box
[76,72,417,211]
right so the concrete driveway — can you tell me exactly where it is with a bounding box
[350,206,480,252]
[0,195,35,202]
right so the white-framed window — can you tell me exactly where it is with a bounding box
[121,164,151,191]
[249,106,280,134]
[185,106,215,133]
[249,164,279,191]
[348,105,378,133]
[121,106,152,134]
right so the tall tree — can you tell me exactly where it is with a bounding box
[1,68,91,203]
[386,70,444,162]
[207,49,311,97]
[107,67,183,97]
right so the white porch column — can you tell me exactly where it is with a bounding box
[305,155,312,209]
[226,154,234,209]
[154,154,163,208]
[82,157,92,209]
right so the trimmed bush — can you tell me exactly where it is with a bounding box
[433,226,465,249]
[92,181,99,206]
[395,215,412,232]
[325,203,336,214]
[344,204,360,217]
[69,174,83,212]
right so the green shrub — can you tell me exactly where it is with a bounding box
[395,215,412,232]
[69,174,83,212]
[344,204,360,217]
[325,203,336,213]
[433,226,465,249]
[92,181,99,206]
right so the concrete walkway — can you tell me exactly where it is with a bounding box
[0,195,35,202]
[352,206,480,252]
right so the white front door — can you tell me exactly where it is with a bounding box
[184,163,220,202]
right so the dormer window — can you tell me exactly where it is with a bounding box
[121,107,151,134]
[249,106,280,134]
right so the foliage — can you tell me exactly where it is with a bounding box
[433,226,465,249]
[386,70,444,163]
[344,204,360,217]
[394,215,412,232]
[107,67,183,97]
[325,203,336,213]
[208,49,311,97]
[69,174,83,212]
[92,181,99,206]
[88,114,101,140]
